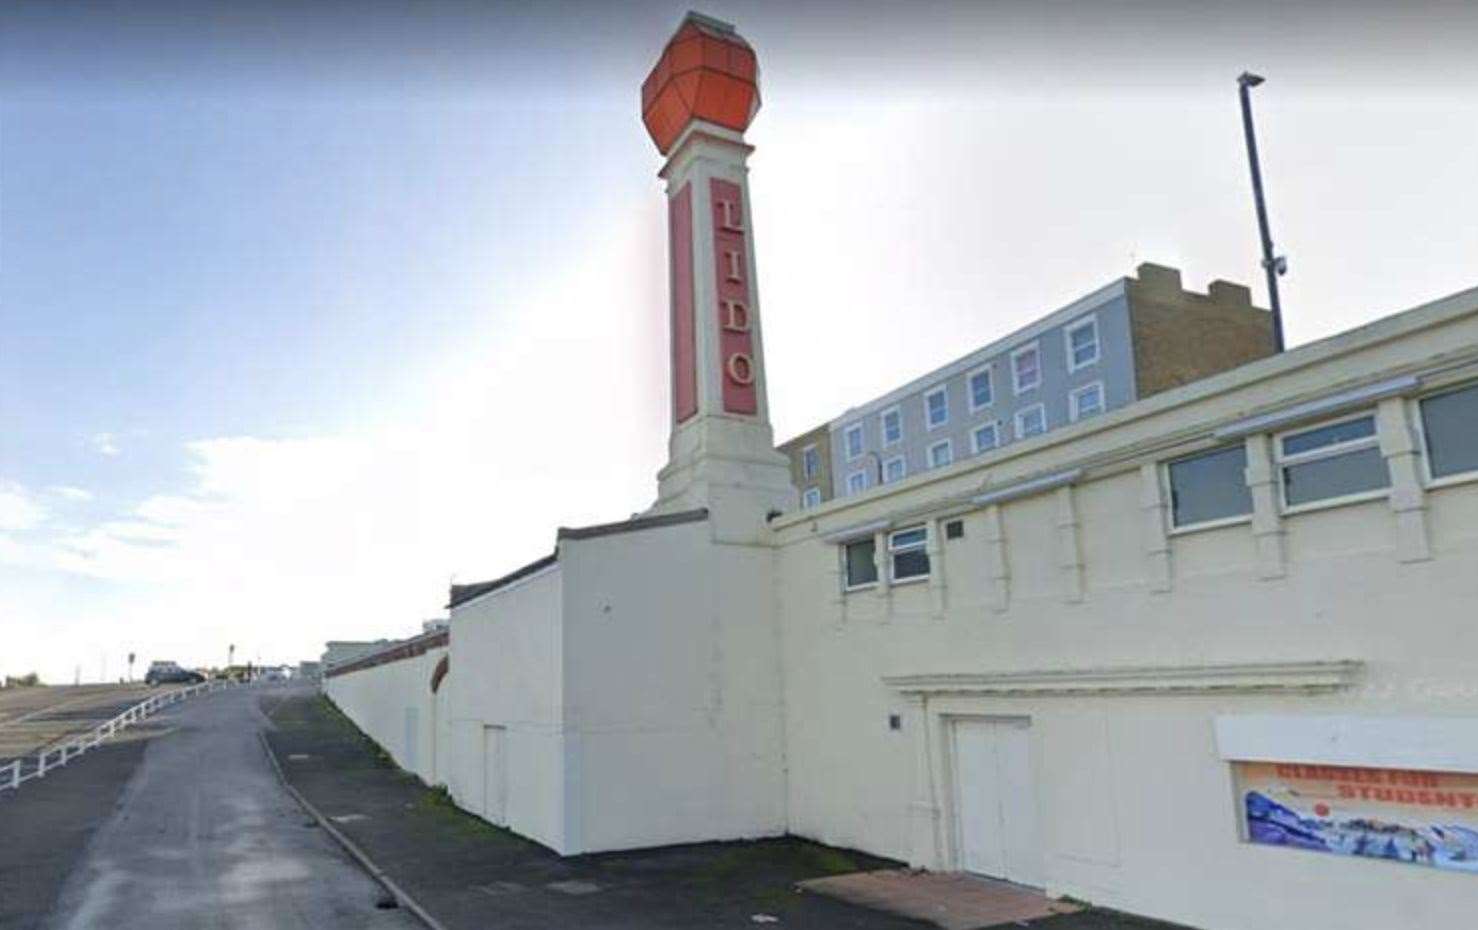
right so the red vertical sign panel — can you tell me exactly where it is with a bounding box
[669,183,697,423]
[710,178,757,415]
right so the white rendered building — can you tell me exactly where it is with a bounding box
[325,13,1478,930]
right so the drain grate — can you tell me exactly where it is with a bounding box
[546,880,602,896]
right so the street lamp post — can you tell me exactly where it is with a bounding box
[1237,71,1287,353]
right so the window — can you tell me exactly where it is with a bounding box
[1069,382,1104,421]
[1065,316,1100,371]
[1167,445,1252,529]
[1012,343,1041,394]
[844,423,864,461]
[843,538,878,589]
[927,439,953,469]
[1420,382,1478,481]
[1015,404,1046,439]
[883,455,906,483]
[846,470,869,495]
[881,406,903,447]
[801,444,819,480]
[968,365,993,411]
[971,421,1000,454]
[888,526,930,582]
[1277,413,1389,509]
[925,387,949,429]
[802,487,822,509]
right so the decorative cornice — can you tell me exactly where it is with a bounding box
[882,660,1364,697]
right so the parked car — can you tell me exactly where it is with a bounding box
[144,661,206,686]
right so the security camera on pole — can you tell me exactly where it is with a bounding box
[641,13,797,541]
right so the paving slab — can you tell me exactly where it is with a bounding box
[799,870,1080,929]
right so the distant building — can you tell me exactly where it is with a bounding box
[780,262,1274,504]
[422,618,449,635]
[320,640,389,673]
[297,660,322,681]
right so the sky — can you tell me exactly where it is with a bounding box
[3,0,1477,682]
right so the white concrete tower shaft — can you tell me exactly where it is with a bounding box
[642,14,795,537]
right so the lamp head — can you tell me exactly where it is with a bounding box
[1238,72,1266,88]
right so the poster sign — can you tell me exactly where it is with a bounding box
[1234,761,1478,872]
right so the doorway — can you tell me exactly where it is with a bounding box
[951,717,1044,887]
[482,724,508,827]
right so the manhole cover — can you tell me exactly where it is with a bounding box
[288,754,311,761]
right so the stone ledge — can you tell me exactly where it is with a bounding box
[882,660,1364,696]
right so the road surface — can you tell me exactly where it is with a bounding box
[40,685,419,930]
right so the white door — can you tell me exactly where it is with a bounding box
[403,707,419,774]
[483,725,508,827]
[953,718,1044,887]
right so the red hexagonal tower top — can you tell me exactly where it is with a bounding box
[641,12,760,156]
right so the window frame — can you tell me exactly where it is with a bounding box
[1068,381,1105,422]
[801,444,820,480]
[842,537,879,591]
[887,525,931,585]
[1011,341,1042,395]
[801,486,822,509]
[970,420,1001,455]
[1014,403,1047,440]
[845,469,869,496]
[927,438,953,470]
[843,422,864,462]
[1414,383,1478,490]
[1065,315,1101,372]
[880,405,903,448]
[924,386,949,430]
[1162,444,1254,536]
[883,455,906,484]
[1274,410,1390,514]
[967,364,994,412]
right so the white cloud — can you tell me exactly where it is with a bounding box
[51,485,94,501]
[90,432,121,457]
[0,483,46,531]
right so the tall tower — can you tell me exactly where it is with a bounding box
[642,12,796,538]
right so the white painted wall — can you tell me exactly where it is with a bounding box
[323,644,446,787]
[443,563,567,852]
[559,518,786,853]
[770,290,1478,930]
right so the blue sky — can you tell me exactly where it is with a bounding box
[4,1,1477,681]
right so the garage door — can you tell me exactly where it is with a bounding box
[952,717,1044,887]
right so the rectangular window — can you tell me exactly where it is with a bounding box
[1167,445,1252,529]
[844,538,878,589]
[888,526,930,582]
[846,469,868,495]
[1066,316,1100,371]
[1420,382,1478,481]
[881,406,903,447]
[1069,382,1104,421]
[883,455,906,483]
[927,439,953,469]
[802,486,822,509]
[971,421,1000,454]
[968,365,993,411]
[802,444,819,479]
[844,423,864,461]
[1015,404,1046,438]
[1012,343,1041,394]
[925,387,949,429]
[1277,413,1389,509]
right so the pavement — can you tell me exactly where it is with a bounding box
[264,690,1190,930]
[0,684,420,930]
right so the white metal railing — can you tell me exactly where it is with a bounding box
[0,678,240,795]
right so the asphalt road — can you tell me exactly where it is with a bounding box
[32,686,420,930]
